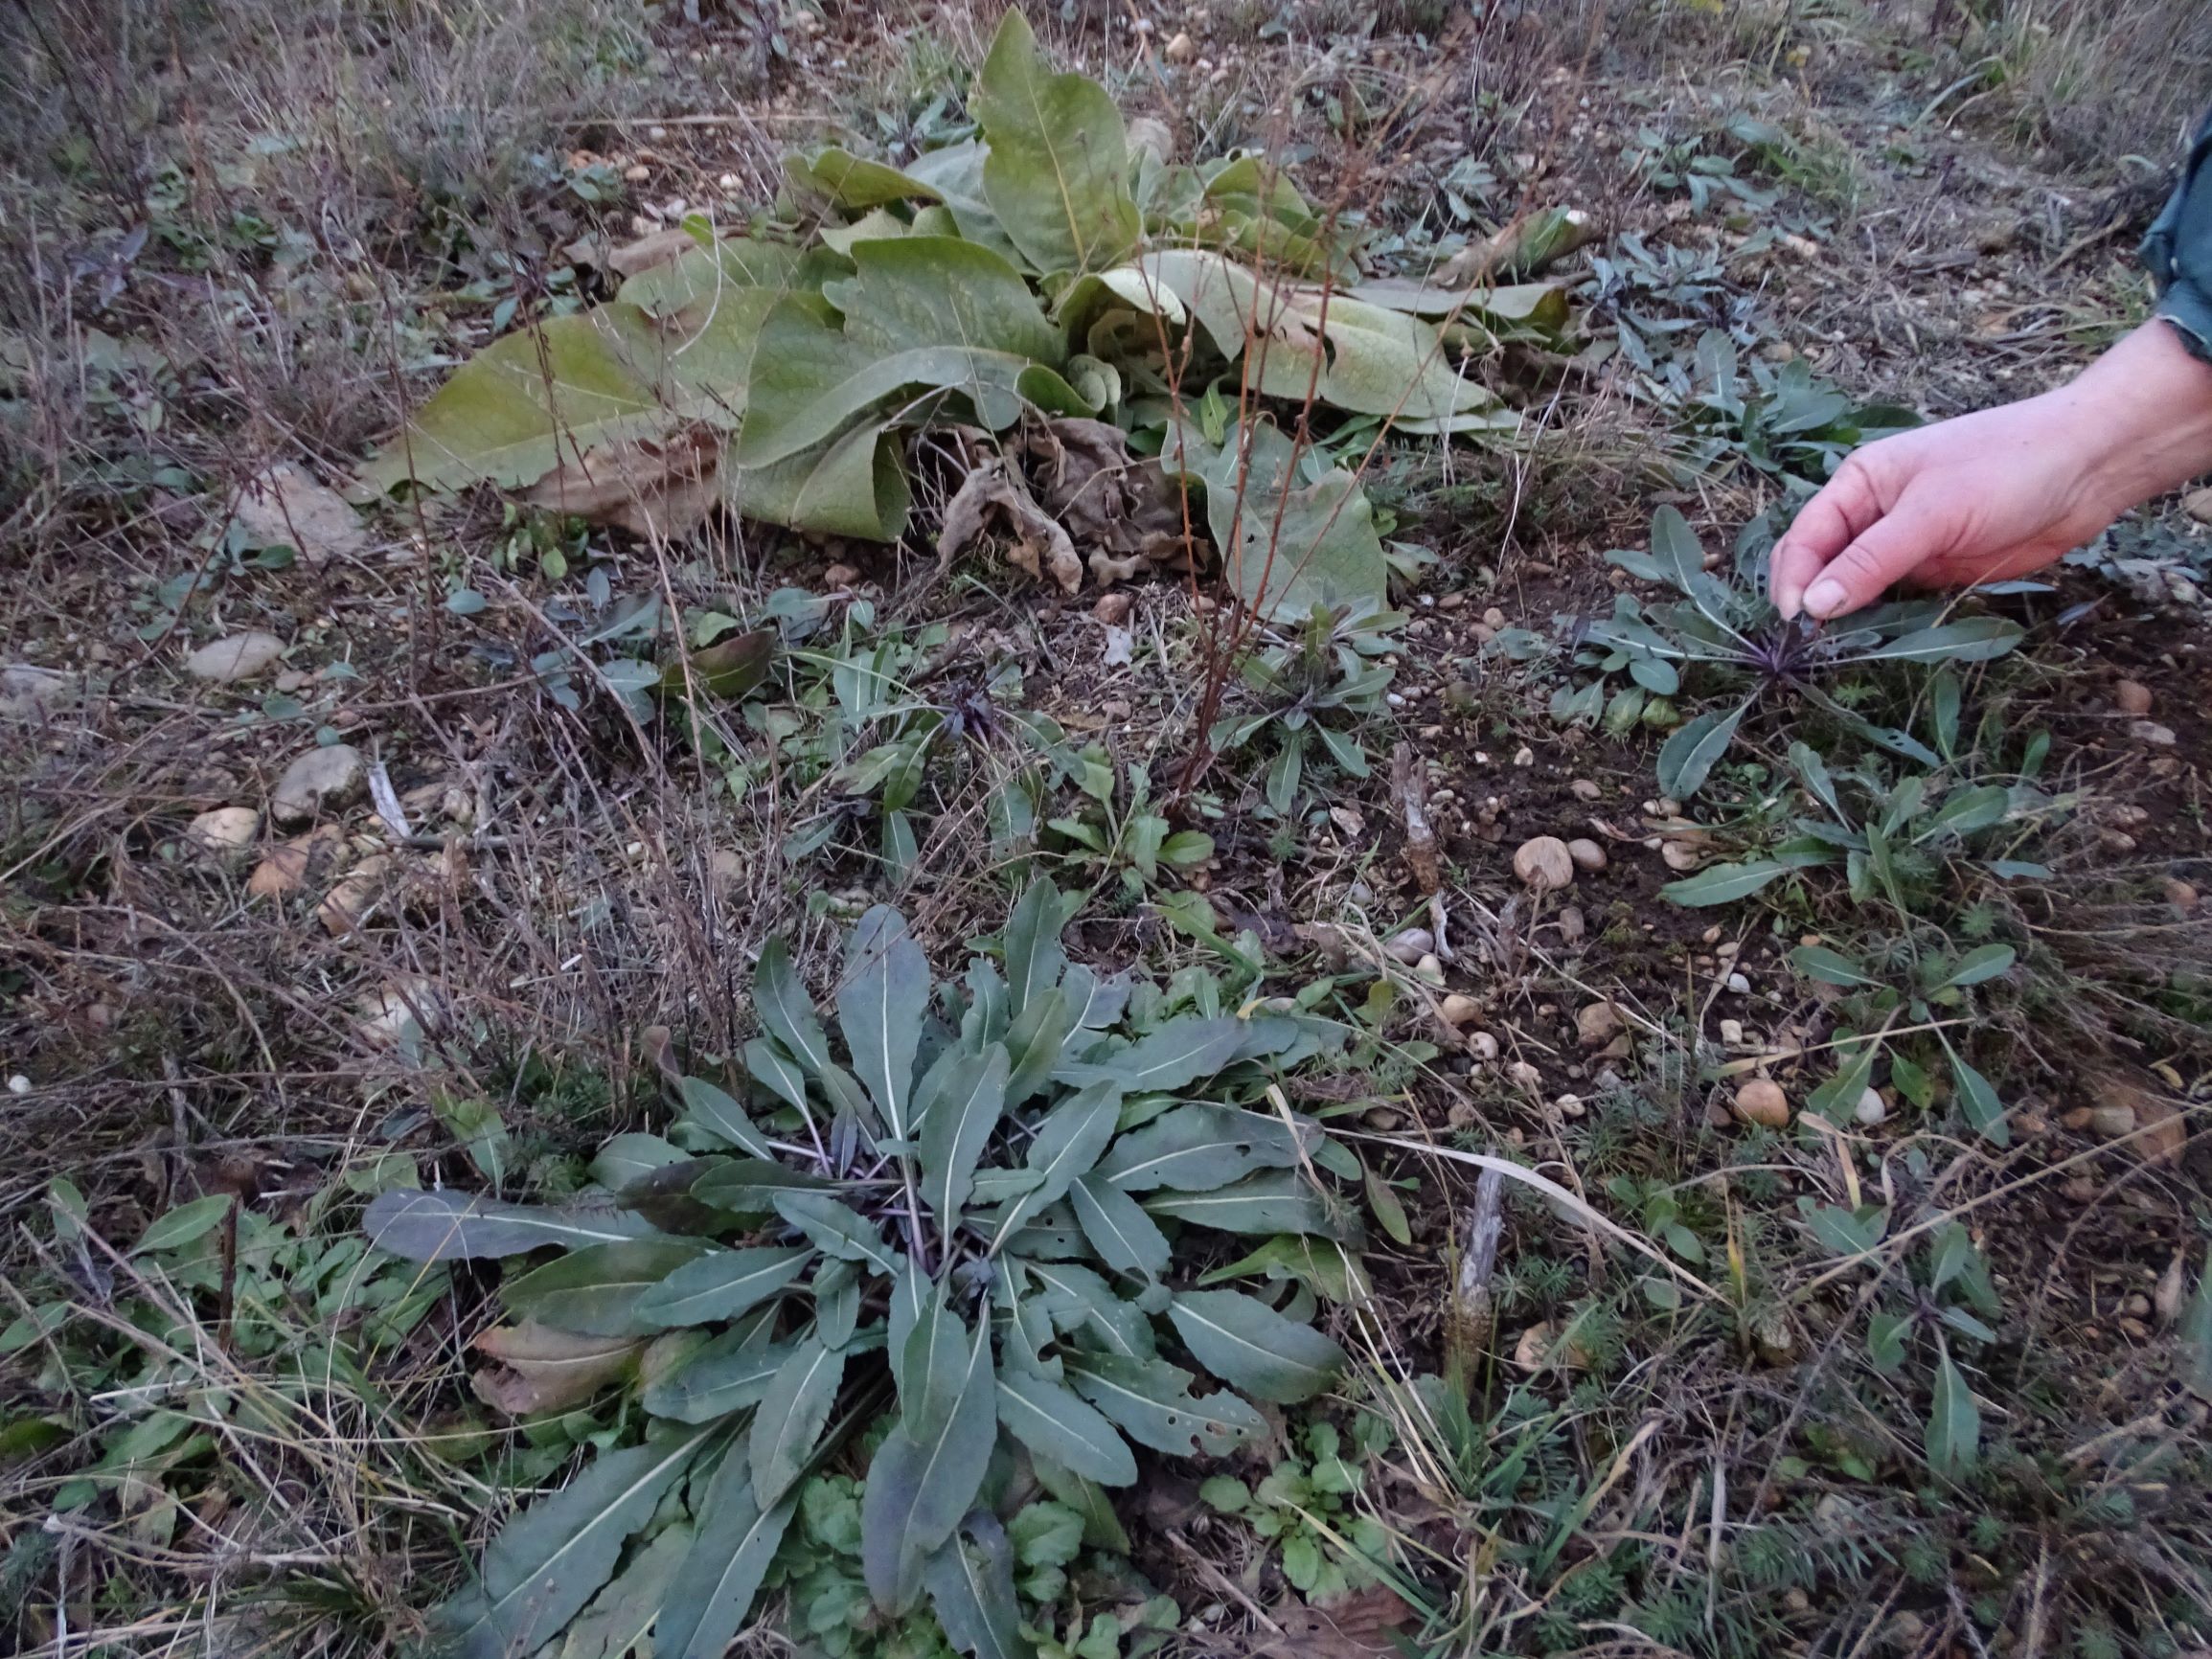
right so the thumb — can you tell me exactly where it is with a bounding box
[1799,492,1955,619]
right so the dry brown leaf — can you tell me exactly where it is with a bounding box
[1260,1586,1412,1659]
[235,464,367,564]
[521,424,721,539]
[938,461,1081,592]
[1024,419,1190,576]
[470,1322,642,1417]
[605,227,704,280]
[245,825,346,900]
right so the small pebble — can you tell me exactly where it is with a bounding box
[1513,836,1575,891]
[1565,837,1607,873]
[1568,778,1602,802]
[2164,877,2200,913]
[1732,1078,1790,1127]
[1556,905,1586,944]
[1855,1088,1887,1127]
[2131,720,2178,746]
[2114,679,2154,716]
[1507,1059,1542,1091]
[7,1075,29,1096]
[1385,927,1434,965]
[1718,1018,1745,1045]
[2089,1104,2137,1140]
[1576,1002,1624,1048]
[1466,1031,1500,1061]
[1724,972,1750,995]
[1439,992,1482,1027]
[1414,952,1447,987]
[1661,840,1703,872]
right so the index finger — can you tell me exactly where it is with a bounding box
[1771,464,1881,619]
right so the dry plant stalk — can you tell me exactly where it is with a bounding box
[1391,741,1441,895]
[1445,1165,1506,1387]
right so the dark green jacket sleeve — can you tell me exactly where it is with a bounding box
[2145,109,2212,359]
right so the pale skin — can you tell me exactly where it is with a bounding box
[1771,319,2212,621]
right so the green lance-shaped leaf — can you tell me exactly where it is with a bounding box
[995,1368,1138,1487]
[2179,1257,2212,1400]
[1930,943,2016,991]
[1069,1174,1170,1279]
[1941,1039,2011,1148]
[972,10,1141,277]
[658,1442,801,1659]
[1925,1340,1982,1480]
[1062,1352,1266,1458]
[677,1076,780,1160]
[728,417,912,543]
[687,1159,834,1218]
[1660,859,1791,908]
[742,1038,813,1120]
[901,1285,975,1443]
[556,1518,693,1659]
[1052,1014,1248,1095]
[1857,616,2023,665]
[1002,988,1073,1108]
[917,1044,1012,1239]
[637,1246,815,1329]
[359,305,672,497]
[1025,1260,1158,1359]
[749,1335,848,1508]
[1806,1042,1880,1125]
[861,1318,997,1613]
[924,1514,1035,1659]
[645,1323,794,1424]
[502,1239,711,1338]
[1790,944,1881,988]
[1656,699,1750,801]
[1167,1289,1346,1403]
[1144,1170,1349,1238]
[772,1192,902,1277]
[837,904,931,1139]
[1001,875,1068,1017]
[756,937,835,1077]
[990,1080,1122,1249]
[364,1189,661,1261]
[433,1427,706,1659]
[1095,1102,1308,1194]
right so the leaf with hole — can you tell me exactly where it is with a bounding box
[1166,1289,1346,1403]
[1062,1352,1265,1458]
[995,1368,1138,1487]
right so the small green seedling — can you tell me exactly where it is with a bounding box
[1199,1420,1391,1602]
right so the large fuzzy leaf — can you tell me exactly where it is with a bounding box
[360,306,673,495]
[616,236,810,319]
[824,236,1065,367]
[434,1428,705,1659]
[1182,419,1389,624]
[924,1515,1034,1659]
[1094,1102,1308,1193]
[972,11,1141,276]
[364,1189,659,1261]
[1062,1352,1265,1457]
[727,418,912,542]
[836,904,932,1139]
[636,1246,815,1329]
[917,1044,1012,1237]
[860,1320,997,1613]
[786,148,946,210]
[749,1336,848,1507]
[1068,1174,1170,1278]
[502,1239,710,1337]
[657,1444,800,1659]
[995,1368,1138,1487]
[1166,1289,1345,1403]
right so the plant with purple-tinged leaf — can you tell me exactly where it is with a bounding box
[1558,506,2024,800]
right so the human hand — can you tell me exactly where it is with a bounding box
[1772,321,2212,621]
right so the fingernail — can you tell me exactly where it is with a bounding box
[1804,579,1847,618]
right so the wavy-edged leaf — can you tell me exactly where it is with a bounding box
[973,11,1141,277]
[1144,1170,1348,1238]
[1062,1352,1265,1458]
[1069,1174,1170,1278]
[642,1314,789,1423]
[1806,1041,1880,1125]
[434,1427,705,1659]
[924,1514,1035,1659]
[742,1038,812,1121]
[1660,859,1790,908]
[637,1246,815,1330]
[749,1336,847,1507]
[1095,1102,1306,1193]
[772,1191,901,1276]
[995,1368,1137,1486]
[1919,784,2009,841]
[1655,700,1749,801]
[469,1323,641,1419]
[1061,964,1130,1031]
[861,1319,996,1613]
[838,904,931,1138]
[814,1256,862,1350]
[364,1188,659,1262]
[824,235,1065,367]
[898,1289,971,1443]
[1031,1458,1129,1552]
[502,1239,710,1337]
[1054,1014,1246,1095]
[990,1080,1122,1248]
[658,1443,800,1659]
[1166,1288,1345,1403]
[1002,876,1068,1016]
[678,1077,779,1160]
[786,147,946,210]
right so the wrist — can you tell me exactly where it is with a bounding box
[2064,321,2212,513]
